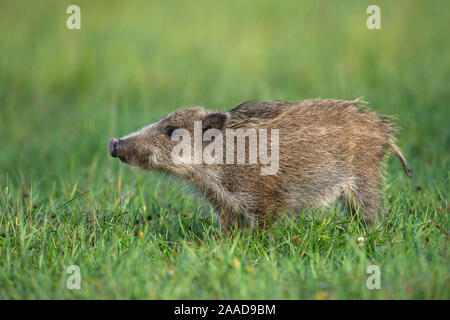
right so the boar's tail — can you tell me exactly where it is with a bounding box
[389,141,414,178]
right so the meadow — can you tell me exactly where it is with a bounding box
[0,0,448,299]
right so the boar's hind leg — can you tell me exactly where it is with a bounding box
[254,210,278,230]
[342,179,385,227]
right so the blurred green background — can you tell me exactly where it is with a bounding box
[0,0,448,299]
[1,0,448,177]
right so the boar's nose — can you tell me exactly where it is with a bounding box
[110,137,118,157]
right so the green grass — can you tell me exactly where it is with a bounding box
[0,0,448,299]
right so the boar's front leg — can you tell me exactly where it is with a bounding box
[217,209,239,233]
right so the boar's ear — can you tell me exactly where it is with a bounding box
[202,112,228,131]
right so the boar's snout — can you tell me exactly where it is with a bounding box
[109,137,132,163]
[109,137,118,157]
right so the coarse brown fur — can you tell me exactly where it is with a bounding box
[111,99,413,230]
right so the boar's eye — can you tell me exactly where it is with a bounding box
[164,126,177,138]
